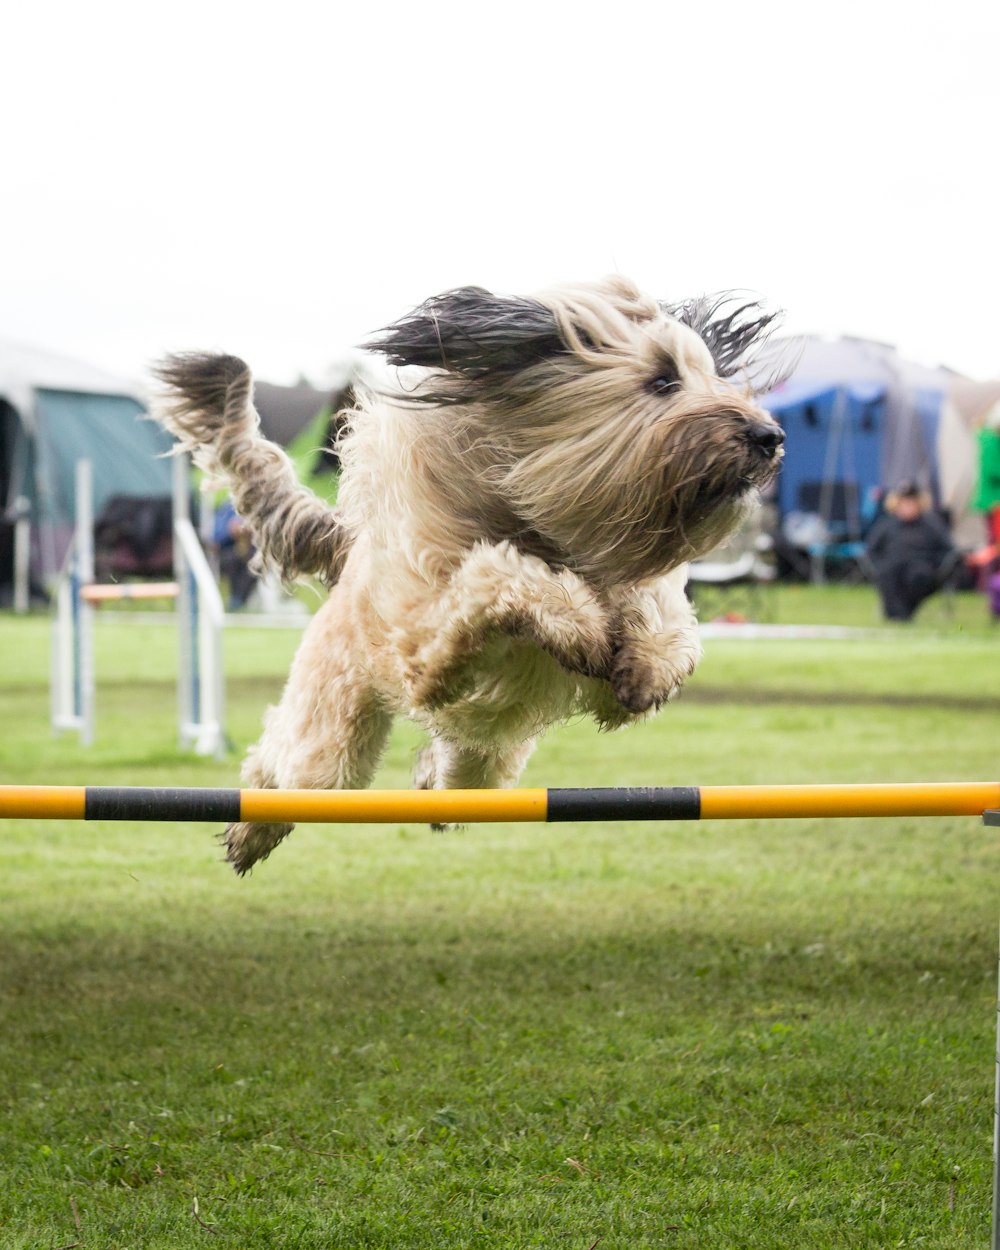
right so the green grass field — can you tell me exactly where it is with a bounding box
[0,587,998,1247]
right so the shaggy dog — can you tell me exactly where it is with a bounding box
[155,276,783,873]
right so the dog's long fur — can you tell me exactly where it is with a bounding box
[155,276,783,873]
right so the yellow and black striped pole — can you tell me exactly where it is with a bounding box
[0,782,998,824]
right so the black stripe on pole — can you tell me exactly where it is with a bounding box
[547,786,701,822]
[84,787,241,822]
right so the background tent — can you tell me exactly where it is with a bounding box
[253,371,362,507]
[252,378,345,506]
[0,339,174,603]
[757,336,996,560]
[253,379,331,447]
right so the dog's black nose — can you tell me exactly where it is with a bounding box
[746,420,785,455]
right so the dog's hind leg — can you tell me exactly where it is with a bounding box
[224,586,392,874]
[413,735,538,830]
[415,735,537,791]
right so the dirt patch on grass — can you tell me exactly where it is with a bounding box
[685,685,995,713]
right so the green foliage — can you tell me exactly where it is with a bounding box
[0,600,997,1246]
[285,406,340,506]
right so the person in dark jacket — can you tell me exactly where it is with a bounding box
[865,482,958,621]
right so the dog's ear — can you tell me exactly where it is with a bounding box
[664,295,780,380]
[363,286,565,381]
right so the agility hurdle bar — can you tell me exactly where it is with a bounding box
[79,581,181,604]
[1,782,998,824]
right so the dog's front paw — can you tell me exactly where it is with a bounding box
[609,635,699,713]
[225,820,294,875]
[610,646,665,714]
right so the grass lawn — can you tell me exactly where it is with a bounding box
[0,588,998,1247]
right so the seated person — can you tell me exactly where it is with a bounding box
[864,482,958,622]
[214,497,257,611]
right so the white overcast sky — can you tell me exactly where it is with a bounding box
[2,0,998,388]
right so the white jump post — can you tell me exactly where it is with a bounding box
[50,459,97,744]
[51,455,227,758]
[173,453,227,758]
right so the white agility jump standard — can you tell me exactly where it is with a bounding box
[50,456,226,757]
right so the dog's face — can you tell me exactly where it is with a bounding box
[365,276,784,588]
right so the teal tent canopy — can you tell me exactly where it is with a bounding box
[0,339,174,600]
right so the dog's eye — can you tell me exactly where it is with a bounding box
[647,369,681,397]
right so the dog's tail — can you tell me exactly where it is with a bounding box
[154,352,351,585]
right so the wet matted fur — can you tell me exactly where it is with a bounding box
[154,276,784,873]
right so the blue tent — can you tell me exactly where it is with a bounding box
[757,336,950,566]
[762,379,886,537]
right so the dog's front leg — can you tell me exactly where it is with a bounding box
[405,541,612,708]
[587,567,702,727]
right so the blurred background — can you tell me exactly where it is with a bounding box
[2,0,999,621]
